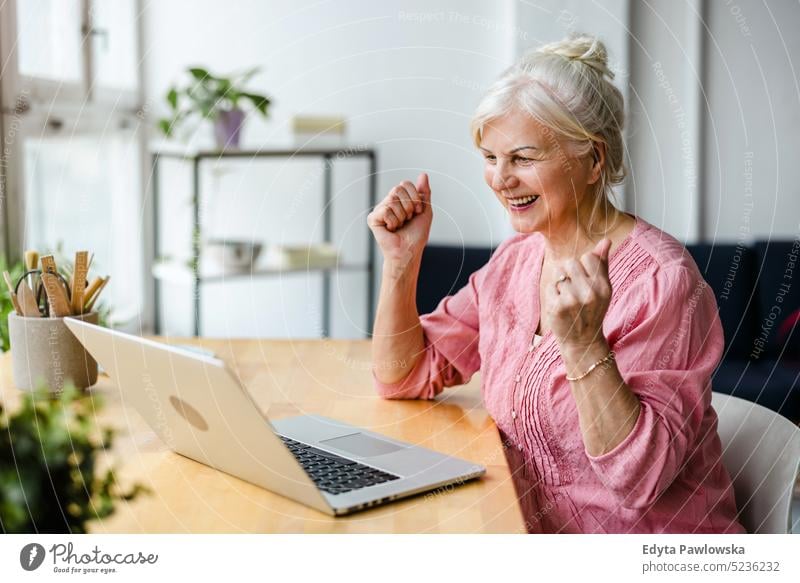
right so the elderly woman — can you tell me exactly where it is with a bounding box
[366,34,744,534]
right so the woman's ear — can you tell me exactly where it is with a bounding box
[588,142,605,185]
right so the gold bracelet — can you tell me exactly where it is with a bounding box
[565,350,616,381]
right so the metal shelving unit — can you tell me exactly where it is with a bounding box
[151,146,377,337]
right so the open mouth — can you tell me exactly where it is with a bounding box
[507,195,540,212]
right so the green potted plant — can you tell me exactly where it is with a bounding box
[0,384,149,533]
[0,257,24,353]
[157,66,272,149]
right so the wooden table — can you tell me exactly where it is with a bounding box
[0,339,524,533]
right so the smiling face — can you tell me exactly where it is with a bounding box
[479,109,602,236]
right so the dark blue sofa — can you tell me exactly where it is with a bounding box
[416,241,800,421]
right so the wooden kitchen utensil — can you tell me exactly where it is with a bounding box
[16,279,42,317]
[70,250,89,314]
[84,276,109,312]
[24,250,39,270]
[82,276,104,309]
[41,272,72,317]
[24,249,40,296]
[40,254,58,275]
[3,271,23,315]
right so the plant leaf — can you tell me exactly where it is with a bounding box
[0,382,148,532]
[188,67,211,82]
[241,93,271,116]
[157,118,173,137]
[166,88,178,110]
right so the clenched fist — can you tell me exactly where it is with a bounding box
[546,238,613,350]
[367,173,433,269]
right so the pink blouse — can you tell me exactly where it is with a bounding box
[374,215,745,533]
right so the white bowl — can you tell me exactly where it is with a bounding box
[205,239,263,272]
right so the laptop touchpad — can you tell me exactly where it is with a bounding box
[319,432,406,457]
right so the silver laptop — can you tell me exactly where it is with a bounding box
[64,318,485,516]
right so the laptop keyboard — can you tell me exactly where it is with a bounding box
[279,435,401,495]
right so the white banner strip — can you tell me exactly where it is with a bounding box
[0,534,797,582]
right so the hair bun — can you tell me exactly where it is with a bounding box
[536,34,614,80]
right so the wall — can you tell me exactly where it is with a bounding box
[627,0,701,241]
[703,0,800,241]
[627,0,800,243]
[143,0,517,338]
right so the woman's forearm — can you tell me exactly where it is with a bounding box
[561,339,641,457]
[372,259,426,384]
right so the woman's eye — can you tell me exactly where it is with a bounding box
[484,155,497,163]
[514,156,535,165]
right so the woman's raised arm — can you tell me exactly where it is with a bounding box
[368,173,432,385]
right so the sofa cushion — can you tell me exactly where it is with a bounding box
[713,358,800,421]
[416,245,494,315]
[686,243,758,360]
[777,308,800,365]
[753,241,800,360]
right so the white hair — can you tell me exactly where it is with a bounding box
[471,34,626,206]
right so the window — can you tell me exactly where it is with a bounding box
[0,0,145,328]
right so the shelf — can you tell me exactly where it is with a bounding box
[151,143,375,161]
[151,146,378,337]
[153,260,370,284]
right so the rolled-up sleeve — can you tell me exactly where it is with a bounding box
[373,236,526,400]
[373,267,483,400]
[585,264,724,509]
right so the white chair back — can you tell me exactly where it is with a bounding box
[711,392,800,534]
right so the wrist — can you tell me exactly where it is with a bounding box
[382,256,422,282]
[560,338,611,377]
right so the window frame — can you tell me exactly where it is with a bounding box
[0,0,148,329]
